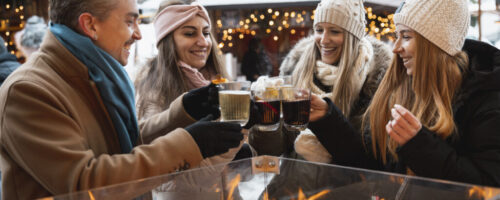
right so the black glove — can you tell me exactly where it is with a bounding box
[185,115,243,158]
[183,83,220,120]
[243,100,259,129]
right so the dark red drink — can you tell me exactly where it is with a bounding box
[255,100,281,125]
[282,99,310,126]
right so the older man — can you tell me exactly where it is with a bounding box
[0,0,243,199]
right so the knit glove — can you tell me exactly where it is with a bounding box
[185,115,243,158]
[182,83,220,120]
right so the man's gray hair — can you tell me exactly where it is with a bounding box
[49,0,120,32]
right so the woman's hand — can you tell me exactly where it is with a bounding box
[309,94,329,122]
[386,104,422,146]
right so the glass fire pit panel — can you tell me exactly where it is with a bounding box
[41,156,500,200]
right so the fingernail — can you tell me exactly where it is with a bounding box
[394,104,402,109]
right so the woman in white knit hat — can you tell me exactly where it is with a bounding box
[249,0,392,161]
[308,0,500,186]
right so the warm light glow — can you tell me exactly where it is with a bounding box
[267,8,273,14]
[239,34,244,39]
[273,36,278,41]
[266,29,271,34]
[19,5,24,10]
[15,8,19,13]
[269,20,274,26]
[291,29,296,34]
[291,11,296,18]
[218,43,224,48]
[20,15,24,20]
[282,20,287,25]
[228,35,233,41]
[244,24,249,29]
[223,30,228,35]
[284,12,289,17]
[228,29,233,34]
[3,42,7,47]
[274,11,280,16]
[228,42,233,47]
[251,30,256,36]
[217,19,221,24]
[6,4,10,9]
[278,26,283,31]
[253,18,258,23]
[245,19,250,24]
[5,31,10,36]
[260,14,265,20]
[239,21,244,26]
[88,191,96,200]
[10,51,14,54]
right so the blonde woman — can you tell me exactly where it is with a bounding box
[254,0,392,161]
[308,0,500,186]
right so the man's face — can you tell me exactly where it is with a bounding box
[93,0,142,66]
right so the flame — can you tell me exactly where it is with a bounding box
[227,174,241,200]
[88,191,95,200]
[468,186,497,199]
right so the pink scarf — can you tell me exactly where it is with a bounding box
[179,61,211,89]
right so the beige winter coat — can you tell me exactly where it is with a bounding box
[0,32,203,199]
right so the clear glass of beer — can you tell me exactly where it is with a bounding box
[252,87,281,131]
[281,88,311,131]
[218,81,251,126]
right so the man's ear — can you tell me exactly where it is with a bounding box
[78,13,98,40]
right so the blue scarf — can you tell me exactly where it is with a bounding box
[50,24,139,153]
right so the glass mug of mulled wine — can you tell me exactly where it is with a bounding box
[218,81,251,126]
[252,87,281,131]
[281,87,311,131]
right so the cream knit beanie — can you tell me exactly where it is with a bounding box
[394,0,470,56]
[314,0,366,39]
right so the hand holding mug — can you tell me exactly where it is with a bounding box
[309,93,328,122]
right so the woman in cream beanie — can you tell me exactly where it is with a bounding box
[306,0,500,187]
[275,0,393,163]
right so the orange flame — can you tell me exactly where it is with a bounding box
[468,186,497,199]
[227,174,241,200]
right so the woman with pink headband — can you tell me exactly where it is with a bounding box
[135,0,228,120]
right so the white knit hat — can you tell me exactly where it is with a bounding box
[394,0,470,56]
[314,0,366,39]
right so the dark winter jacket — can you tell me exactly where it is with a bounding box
[310,39,500,187]
[0,50,21,86]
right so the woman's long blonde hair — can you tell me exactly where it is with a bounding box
[292,31,361,116]
[364,33,469,164]
[135,0,228,119]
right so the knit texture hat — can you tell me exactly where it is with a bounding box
[394,0,470,56]
[314,0,366,39]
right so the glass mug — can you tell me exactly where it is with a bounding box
[252,87,281,131]
[218,81,251,126]
[281,87,311,131]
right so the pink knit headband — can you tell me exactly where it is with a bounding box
[153,4,211,47]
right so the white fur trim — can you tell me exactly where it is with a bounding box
[294,128,332,163]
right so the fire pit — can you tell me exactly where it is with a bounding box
[41,156,500,200]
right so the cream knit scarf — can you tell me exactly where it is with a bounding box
[312,37,374,103]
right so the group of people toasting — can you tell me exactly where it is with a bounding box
[0,0,498,199]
